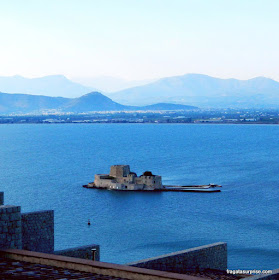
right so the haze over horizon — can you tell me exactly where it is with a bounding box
[1,0,279,90]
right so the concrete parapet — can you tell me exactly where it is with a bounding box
[54,244,100,261]
[21,210,54,253]
[0,205,22,249]
[127,242,227,273]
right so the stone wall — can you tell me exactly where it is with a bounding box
[0,205,22,249]
[21,210,54,254]
[54,244,100,261]
[0,192,102,261]
[127,242,227,273]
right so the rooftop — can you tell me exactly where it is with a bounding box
[0,257,128,280]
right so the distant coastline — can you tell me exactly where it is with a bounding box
[1,120,279,125]
[1,108,279,125]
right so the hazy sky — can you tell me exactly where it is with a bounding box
[0,0,279,81]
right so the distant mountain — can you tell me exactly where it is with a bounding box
[72,76,157,92]
[141,103,197,110]
[0,91,197,115]
[0,75,96,98]
[109,74,279,108]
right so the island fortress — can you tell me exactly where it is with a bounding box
[85,165,222,192]
[93,165,163,190]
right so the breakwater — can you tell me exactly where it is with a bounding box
[83,183,221,192]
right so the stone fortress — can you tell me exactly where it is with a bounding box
[90,165,222,192]
[93,165,164,191]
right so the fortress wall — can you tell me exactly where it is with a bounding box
[21,210,54,253]
[0,205,22,249]
[135,175,162,188]
[54,244,100,261]
[95,179,117,188]
[150,176,162,188]
[0,193,101,261]
[127,242,227,273]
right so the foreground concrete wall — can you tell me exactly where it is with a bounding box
[128,242,227,273]
[0,249,205,280]
[0,205,22,249]
[54,244,100,261]
[21,210,54,253]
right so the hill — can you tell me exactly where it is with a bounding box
[0,91,197,115]
[0,92,67,114]
[61,92,128,112]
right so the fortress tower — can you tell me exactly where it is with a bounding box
[110,165,130,178]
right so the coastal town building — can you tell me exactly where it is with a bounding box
[93,165,163,190]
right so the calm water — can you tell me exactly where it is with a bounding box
[0,123,278,270]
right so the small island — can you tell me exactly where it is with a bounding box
[83,165,221,192]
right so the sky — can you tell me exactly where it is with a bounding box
[0,0,279,82]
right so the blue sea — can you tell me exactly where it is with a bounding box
[0,123,278,270]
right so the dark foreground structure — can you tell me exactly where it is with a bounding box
[0,191,278,279]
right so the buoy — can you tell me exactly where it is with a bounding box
[88,219,91,226]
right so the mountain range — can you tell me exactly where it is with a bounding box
[1,73,279,113]
[109,74,279,107]
[0,91,197,115]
